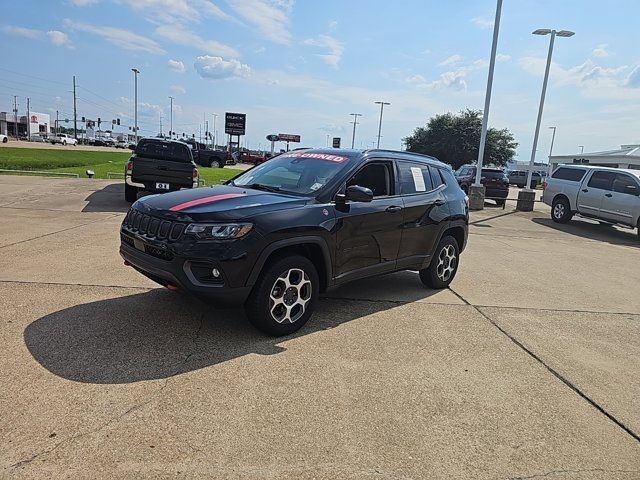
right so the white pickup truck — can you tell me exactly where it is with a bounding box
[50,133,78,146]
[543,165,640,238]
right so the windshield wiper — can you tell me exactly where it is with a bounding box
[244,183,281,193]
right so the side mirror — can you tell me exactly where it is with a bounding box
[346,185,373,203]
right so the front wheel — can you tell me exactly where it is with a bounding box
[1,137,7,143]
[419,236,460,289]
[245,255,319,336]
[551,197,573,223]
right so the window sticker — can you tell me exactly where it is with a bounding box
[411,167,426,192]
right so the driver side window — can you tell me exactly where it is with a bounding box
[347,162,394,197]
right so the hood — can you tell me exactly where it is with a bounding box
[133,185,309,222]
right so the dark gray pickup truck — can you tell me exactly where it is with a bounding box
[124,138,199,203]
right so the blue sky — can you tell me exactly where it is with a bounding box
[1,0,639,160]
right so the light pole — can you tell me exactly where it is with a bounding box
[168,96,174,139]
[525,29,574,191]
[471,0,503,211]
[547,126,557,175]
[212,113,218,148]
[374,101,390,148]
[131,68,139,143]
[349,113,362,149]
[579,145,584,154]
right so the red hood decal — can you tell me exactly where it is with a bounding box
[169,193,246,212]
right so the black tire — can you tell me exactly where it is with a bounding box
[419,235,460,289]
[211,159,221,168]
[125,183,139,203]
[2,137,7,143]
[551,197,572,223]
[245,254,319,336]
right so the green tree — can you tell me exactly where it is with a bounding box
[404,109,518,170]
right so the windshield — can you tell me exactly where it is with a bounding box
[232,152,350,195]
[135,139,192,162]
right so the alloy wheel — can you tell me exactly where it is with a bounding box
[436,244,457,282]
[269,268,312,324]
[553,203,564,219]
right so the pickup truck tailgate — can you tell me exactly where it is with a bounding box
[132,157,194,188]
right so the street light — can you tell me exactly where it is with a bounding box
[547,126,557,176]
[525,28,574,190]
[168,96,174,139]
[579,145,585,154]
[350,113,362,149]
[212,113,218,148]
[472,0,503,211]
[131,68,140,144]
[374,101,390,148]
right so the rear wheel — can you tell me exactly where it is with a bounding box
[1,137,7,143]
[125,183,139,203]
[419,235,460,289]
[211,159,221,168]
[551,197,572,223]
[245,255,319,336]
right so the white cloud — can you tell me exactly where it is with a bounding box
[170,85,186,94]
[328,20,338,30]
[624,66,640,88]
[0,25,43,40]
[47,30,73,48]
[68,0,100,5]
[405,69,468,92]
[496,53,511,62]
[303,34,344,67]
[117,0,229,22]
[226,0,293,44]
[471,15,494,30]
[168,59,186,73]
[155,24,239,58]
[194,55,250,79]
[592,44,609,58]
[438,54,463,67]
[64,19,165,54]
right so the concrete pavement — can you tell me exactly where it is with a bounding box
[1,176,639,479]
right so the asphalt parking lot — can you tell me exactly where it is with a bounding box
[1,175,639,479]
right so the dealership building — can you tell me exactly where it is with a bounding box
[550,144,640,171]
[0,111,51,137]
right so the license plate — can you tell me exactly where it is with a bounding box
[156,182,170,190]
[133,238,145,252]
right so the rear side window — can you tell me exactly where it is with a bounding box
[587,171,615,191]
[552,167,586,181]
[135,139,192,162]
[440,168,458,187]
[429,166,444,188]
[612,174,639,195]
[398,161,433,195]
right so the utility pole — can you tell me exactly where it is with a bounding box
[13,96,18,139]
[159,112,163,136]
[56,110,59,137]
[374,101,390,148]
[73,75,78,140]
[350,113,362,149]
[168,96,174,139]
[205,120,209,147]
[212,113,218,148]
[26,97,31,142]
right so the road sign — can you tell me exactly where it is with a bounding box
[225,112,246,135]
[266,134,280,142]
[278,133,300,143]
[332,137,341,148]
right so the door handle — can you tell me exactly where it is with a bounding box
[605,193,612,197]
[581,189,588,193]
[434,199,445,206]
[386,205,402,213]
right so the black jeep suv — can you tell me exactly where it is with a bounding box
[120,149,468,335]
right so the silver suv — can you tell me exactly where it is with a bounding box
[542,165,640,238]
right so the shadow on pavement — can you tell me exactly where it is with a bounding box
[532,217,639,247]
[24,277,440,385]
[82,183,130,213]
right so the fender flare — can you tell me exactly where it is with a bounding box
[246,236,332,288]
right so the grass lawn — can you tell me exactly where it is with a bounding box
[0,147,243,185]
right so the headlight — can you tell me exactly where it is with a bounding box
[185,223,253,239]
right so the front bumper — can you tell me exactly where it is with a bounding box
[120,239,251,306]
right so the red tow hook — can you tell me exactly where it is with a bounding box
[166,283,179,292]
[124,260,131,266]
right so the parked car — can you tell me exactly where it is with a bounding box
[124,138,199,203]
[508,170,542,188]
[239,151,268,165]
[182,139,228,168]
[456,165,509,205]
[543,165,640,238]
[50,133,78,146]
[115,140,130,149]
[120,148,469,335]
[0,134,7,144]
